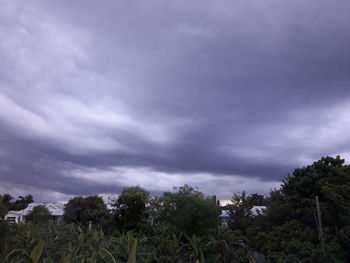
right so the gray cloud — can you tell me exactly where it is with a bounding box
[1,0,350,200]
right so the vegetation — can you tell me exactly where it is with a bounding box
[227,156,350,262]
[0,156,350,262]
[63,195,109,227]
[26,206,51,224]
[0,194,33,212]
[156,185,220,236]
[112,186,150,231]
[0,222,249,263]
[0,197,8,219]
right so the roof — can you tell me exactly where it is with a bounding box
[6,210,22,216]
[19,203,64,216]
[251,206,266,215]
[219,206,266,218]
[219,210,229,218]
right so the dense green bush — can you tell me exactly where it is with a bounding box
[64,195,109,227]
[26,206,51,224]
[156,185,220,236]
[227,156,350,262]
[0,222,250,263]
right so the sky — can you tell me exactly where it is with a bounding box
[1,0,350,201]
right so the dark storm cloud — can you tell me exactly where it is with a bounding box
[1,0,350,200]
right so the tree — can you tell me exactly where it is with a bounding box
[264,189,291,228]
[0,194,34,212]
[112,186,150,231]
[227,192,253,232]
[248,156,350,262]
[26,205,51,224]
[247,193,265,206]
[158,185,220,236]
[0,194,13,208]
[207,228,249,263]
[278,156,350,261]
[0,197,8,219]
[64,195,109,227]
[280,156,350,228]
[10,195,34,211]
[256,220,344,263]
[0,194,13,217]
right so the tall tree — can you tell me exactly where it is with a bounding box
[247,193,265,206]
[0,196,8,219]
[26,205,51,224]
[264,189,290,227]
[227,192,253,232]
[11,195,34,211]
[158,185,220,236]
[0,194,13,208]
[281,155,350,228]
[112,186,150,231]
[0,194,34,211]
[252,156,350,262]
[0,194,13,215]
[64,195,109,227]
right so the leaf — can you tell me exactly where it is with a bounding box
[78,233,84,243]
[43,257,54,263]
[99,248,117,263]
[127,237,137,263]
[30,240,45,263]
[2,249,29,263]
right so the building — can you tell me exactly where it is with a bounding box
[4,203,64,224]
[219,209,230,226]
[4,210,23,224]
[251,206,266,216]
[219,206,266,226]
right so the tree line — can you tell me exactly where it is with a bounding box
[0,156,350,262]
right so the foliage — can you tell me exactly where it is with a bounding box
[263,189,290,227]
[2,239,45,263]
[0,222,10,255]
[12,195,34,211]
[206,228,249,263]
[0,197,8,219]
[243,156,350,262]
[64,195,109,227]
[0,194,33,212]
[256,220,344,263]
[158,185,220,236]
[281,156,350,228]
[0,195,13,209]
[112,186,150,231]
[278,156,350,261]
[1,156,350,262]
[0,222,250,263]
[26,205,51,224]
[227,192,254,232]
[247,193,265,206]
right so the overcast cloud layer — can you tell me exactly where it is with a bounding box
[1,0,350,201]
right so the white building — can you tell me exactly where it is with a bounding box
[251,206,266,216]
[219,206,266,226]
[219,209,230,226]
[4,203,64,224]
[4,210,23,224]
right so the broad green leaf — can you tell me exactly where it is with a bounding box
[99,248,117,263]
[43,257,54,263]
[127,237,137,263]
[2,249,29,263]
[30,240,45,263]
